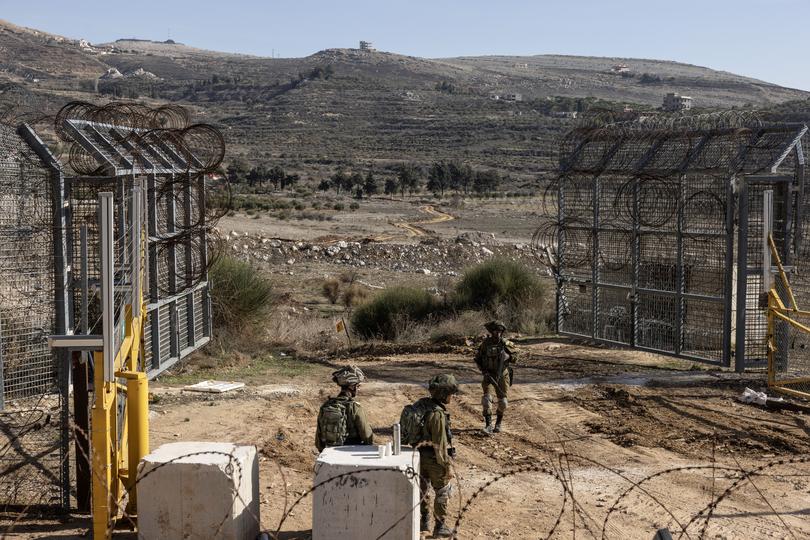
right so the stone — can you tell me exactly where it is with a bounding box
[481,247,494,256]
[137,442,260,540]
[312,446,420,540]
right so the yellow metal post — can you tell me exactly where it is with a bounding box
[118,370,149,513]
[91,351,118,539]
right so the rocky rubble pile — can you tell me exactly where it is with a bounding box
[219,230,540,274]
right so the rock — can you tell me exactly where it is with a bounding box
[310,245,321,252]
[481,247,494,256]
[286,258,295,265]
[515,243,528,251]
[337,240,348,249]
[326,246,341,256]
[421,268,432,275]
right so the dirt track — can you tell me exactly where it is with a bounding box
[374,205,455,241]
[9,341,808,539]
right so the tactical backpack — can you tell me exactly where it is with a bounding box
[318,398,349,447]
[399,398,438,446]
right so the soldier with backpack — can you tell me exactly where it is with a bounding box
[315,365,374,452]
[474,320,516,433]
[399,374,459,538]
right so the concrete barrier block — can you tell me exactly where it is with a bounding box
[137,442,260,540]
[312,445,420,540]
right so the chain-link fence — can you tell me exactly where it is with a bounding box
[0,123,69,508]
[550,116,807,370]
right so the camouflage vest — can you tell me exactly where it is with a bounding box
[481,339,507,373]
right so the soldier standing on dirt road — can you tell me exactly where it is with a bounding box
[314,365,374,451]
[475,320,516,433]
[403,374,459,538]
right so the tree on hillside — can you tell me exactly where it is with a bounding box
[318,178,332,192]
[397,164,421,197]
[267,165,286,190]
[226,159,249,183]
[384,178,399,195]
[473,170,500,194]
[280,173,299,190]
[331,168,350,195]
[427,161,452,197]
[350,172,364,193]
[247,164,268,187]
[363,171,379,196]
[449,162,473,194]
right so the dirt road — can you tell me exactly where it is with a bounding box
[374,205,455,241]
[12,342,808,539]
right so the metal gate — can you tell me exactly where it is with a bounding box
[552,118,808,370]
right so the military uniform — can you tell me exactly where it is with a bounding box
[410,373,459,538]
[475,321,516,432]
[315,365,374,452]
[315,395,374,451]
[413,397,454,526]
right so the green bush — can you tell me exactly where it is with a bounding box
[351,286,439,339]
[209,256,273,328]
[349,202,360,211]
[453,258,548,333]
[333,202,345,211]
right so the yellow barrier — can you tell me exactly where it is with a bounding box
[766,235,810,400]
[91,188,150,539]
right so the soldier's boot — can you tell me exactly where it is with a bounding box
[493,413,504,433]
[433,521,454,538]
[483,414,493,433]
[420,512,430,532]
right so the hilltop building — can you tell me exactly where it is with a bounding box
[359,40,375,51]
[611,63,630,73]
[663,92,693,112]
[502,93,523,102]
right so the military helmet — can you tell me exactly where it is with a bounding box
[485,320,506,332]
[332,365,366,387]
[428,373,459,396]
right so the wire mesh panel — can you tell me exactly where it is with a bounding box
[60,117,214,379]
[553,117,808,368]
[0,124,68,508]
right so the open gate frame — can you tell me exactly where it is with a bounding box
[0,112,216,511]
[554,118,808,371]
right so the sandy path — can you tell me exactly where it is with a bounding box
[374,205,455,241]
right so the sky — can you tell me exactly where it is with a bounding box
[2,0,809,91]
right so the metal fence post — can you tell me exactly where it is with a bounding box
[735,178,749,373]
[100,192,115,382]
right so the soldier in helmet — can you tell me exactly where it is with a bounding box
[315,365,374,451]
[474,320,516,433]
[405,374,458,538]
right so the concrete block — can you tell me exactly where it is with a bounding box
[137,442,260,540]
[312,445,420,540]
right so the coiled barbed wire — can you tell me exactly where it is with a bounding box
[53,101,231,293]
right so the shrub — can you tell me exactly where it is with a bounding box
[209,256,273,328]
[341,284,369,309]
[333,202,345,211]
[453,258,548,333]
[322,279,341,304]
[351,286,440,339]
[349,202,360,211]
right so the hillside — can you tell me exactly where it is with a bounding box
[1,18,809,182]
